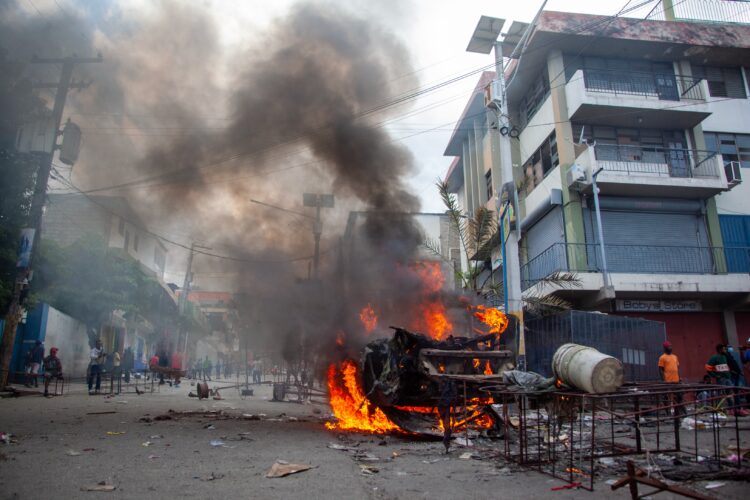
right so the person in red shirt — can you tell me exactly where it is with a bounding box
[171,351,183,387]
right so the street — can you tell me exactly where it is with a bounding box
[1,381,748,499]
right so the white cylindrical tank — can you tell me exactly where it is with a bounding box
[552,343,623,394]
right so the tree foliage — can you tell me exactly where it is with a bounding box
[424,180,580,314]
[33,234,180,330]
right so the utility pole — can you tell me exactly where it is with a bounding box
[467,18,526,369]
[179,242,211,357]
[0,55,102,388]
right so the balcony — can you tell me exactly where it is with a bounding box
[565,70,710,130]
[521,242,750,292]
[574,144,729,197]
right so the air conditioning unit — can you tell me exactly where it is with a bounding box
[566,163,589,190]
[725,161,742,187]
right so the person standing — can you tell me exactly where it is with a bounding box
[122,347,134,384]
[658,341,684,416]
[88,339,106,395]
[157,346,169,385]
[705,344,748,416]
[26,340,44,388]
[42,347,63,397]
[215,358,222,380]
[110,350,122,394]
[171,349,183,388]
[203,356,212,382]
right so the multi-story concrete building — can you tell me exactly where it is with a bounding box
[43,193,169,280]
[445,2,750,380]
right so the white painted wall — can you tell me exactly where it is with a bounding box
[43,305,90,379]
[518,95,555,164]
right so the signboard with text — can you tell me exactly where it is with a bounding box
[616,299,702,313]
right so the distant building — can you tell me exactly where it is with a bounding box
[43,193,168,280]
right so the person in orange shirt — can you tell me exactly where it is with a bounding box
[658,341,680,383]
[658,341,684,417]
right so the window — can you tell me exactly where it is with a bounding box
[522,130,559,188]
[691,65,746,98]
[571,56,678,100]
[622,347,646,366]
[118,218,125,236]
[134,234,139,252]
[518,71,550,128]
[485,170,493,200]
[704,132,750,168]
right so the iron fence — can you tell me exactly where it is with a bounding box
[593,144,721,178]
[521,243,749,290]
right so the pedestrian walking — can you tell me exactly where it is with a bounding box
[88,340,106,395]
[42,347,63,397]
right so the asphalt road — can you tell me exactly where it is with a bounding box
[0,378,746,499]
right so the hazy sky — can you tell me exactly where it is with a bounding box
[21,0,650,213]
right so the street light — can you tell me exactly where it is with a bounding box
[467,16,526,370]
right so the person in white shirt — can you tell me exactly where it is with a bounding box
[87,339,105,395]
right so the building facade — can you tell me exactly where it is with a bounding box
[445,3,750,381]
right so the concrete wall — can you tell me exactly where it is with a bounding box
[43,195,110,247]
[518,95,555,163]
[43,306,90,379]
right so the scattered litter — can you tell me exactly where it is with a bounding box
[241,413,261,420]
[238,432,253,441]
[154,414,173,421]
[80,482,115,492]
[598,457,616,466]
[86,411,117,415]
[356,452,379,462]
[204,424,216,430]
[266,461,315,478]
[148,454,160,460]
[605,479,618,486]
[200,472,225,481]
[149,435,163,440]
[455,437,473,447]
[360,465,379,475]
[209,440,225,447]
[0,432,9,444]
[705,482,725,490]
[459,452,476,460]
[141,442,152,447]
[327,443,353,451]
[422,458,445,464]
[106,431,125,436]
[392,451,400,458]
[138,416,153,423]
[82,448,96,452]
[115,401,128,404]
[66,450,82,456]
[550,482,581,491]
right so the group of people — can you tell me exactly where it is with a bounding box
[86,340,135,395]
[23,340,63,397]
[658,339,750,416]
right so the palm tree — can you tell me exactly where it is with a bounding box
[424,180,580,315]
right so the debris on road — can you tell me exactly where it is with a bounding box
[199,472,225,481]
[705,482,725,490]
[266,460,315,478]
[105,431,125,436]
[65,450,81,456]
[86,411,117,415]
[359,465,379,475]
[80,481,116,492]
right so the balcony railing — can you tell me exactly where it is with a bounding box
[582,69,705,101]
[521,243,750,290]
[592,144,721,179]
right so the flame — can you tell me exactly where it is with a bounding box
[472,305,508,336]
[326,360,399,433]
[472,358,480,369]
[483,360,493,375]
[409,261,453,340]
[359,303,378,334]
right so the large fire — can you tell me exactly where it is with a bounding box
[359,303,378,334]
[411,261,453,340]
[472,305,508,336]
[325,360,399,433]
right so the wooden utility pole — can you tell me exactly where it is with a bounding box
[0,55,102,388]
